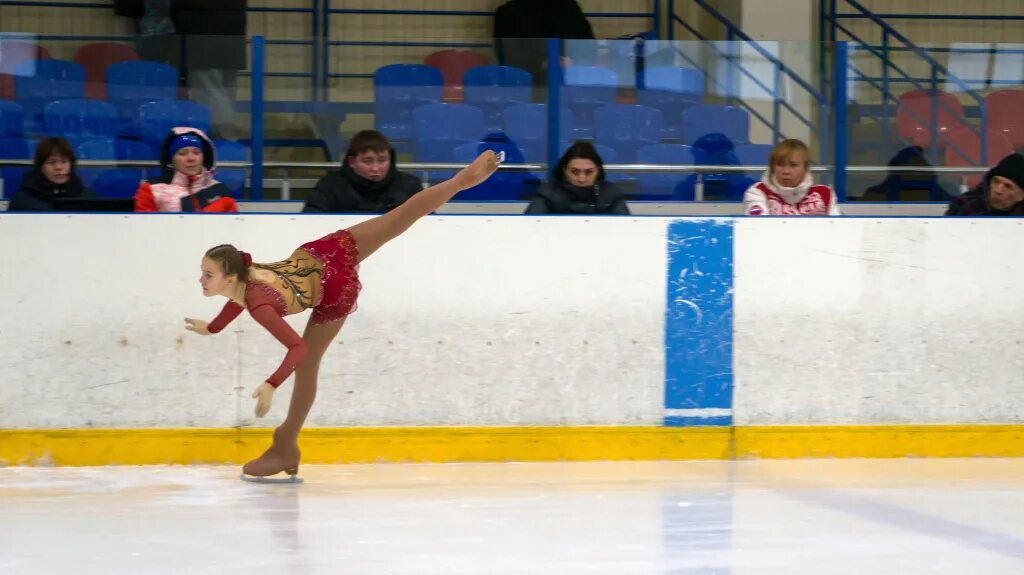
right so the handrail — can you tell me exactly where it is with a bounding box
[0,160,993,174]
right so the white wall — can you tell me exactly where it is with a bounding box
[733,218,1024,425]
[0,214,667,429]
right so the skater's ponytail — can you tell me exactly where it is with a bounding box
[205,244,251,282]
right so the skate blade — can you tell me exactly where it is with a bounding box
[239,473,304,485]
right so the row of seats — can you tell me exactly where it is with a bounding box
[0,98,211,146]
[409,102,750,163]
[0,40,155,101]
[0,136,246,198]
[375,63,705,141]
[897,88,1024,149]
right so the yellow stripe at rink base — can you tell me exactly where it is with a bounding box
[2,425,1024,466]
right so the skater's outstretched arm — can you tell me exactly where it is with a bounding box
[185,300,245,336]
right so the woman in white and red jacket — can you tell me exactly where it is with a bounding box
[742,139,841,216]
[134,127,238,212]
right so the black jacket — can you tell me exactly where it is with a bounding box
[493,0,595,84]
[945,174,1024,216]
[525,180,630,215]
[7,170,94,212]
[302,151,423,213]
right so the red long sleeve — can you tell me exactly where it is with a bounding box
[134,181,156,212]
[207,301,244,334]
[248,305,308,388]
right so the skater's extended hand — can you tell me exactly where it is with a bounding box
[184,318,211,336]
[252,382,274,418]
[456,150,502,190]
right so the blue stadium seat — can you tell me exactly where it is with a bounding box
[137,100,211,147]
[374,64,444,145]
[76,137,155,198]
[13,59,86,132]
[0,100,24,138]
[638,66,704,140]
[502,103,574,163]
[561,66,618,140]
[43,99,119,139]
[463,65,532,133]
[105,61,179,137]
[682,104,750,146]
[412,103,485,162]
[635,143,694,199]
[593,104,663,163]
[735,143,773,167]
[213,139,248,195]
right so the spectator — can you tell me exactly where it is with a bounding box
[743,138,841,215]
[945,153,1024,216]
[302,130,423,214]
[7,137,95,212]
[134,127,238,212]
[526,141,629,214]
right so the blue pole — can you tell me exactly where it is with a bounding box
[322,0,331,101]
[881,29,890,153]
[312,0,320,101]
[251,35,265,201]
[667,0,675,40]
[547,38,562,174]
[652,0,661,39]
[772,63,781,143]
[833,41,848,201]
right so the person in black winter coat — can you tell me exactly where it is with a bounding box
[7,137,94,212]
[302,130,424,214]
[945,153,1024,216]
[493,0,595,86]
[526,141,629,215]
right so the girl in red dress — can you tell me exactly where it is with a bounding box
[184,151,501,480]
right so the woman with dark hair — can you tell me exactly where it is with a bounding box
[7,137,94,211]
[525,141,629,215]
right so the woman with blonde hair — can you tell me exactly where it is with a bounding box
[742,139,841,216]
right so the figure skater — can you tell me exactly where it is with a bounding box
[184,151,502,481]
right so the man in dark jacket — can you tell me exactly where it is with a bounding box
[946,153,1024,216]
[302,130,424,214]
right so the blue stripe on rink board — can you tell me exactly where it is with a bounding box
[664,219,735,427]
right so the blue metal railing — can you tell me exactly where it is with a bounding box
[823,0,995,168]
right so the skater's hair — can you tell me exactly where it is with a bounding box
[769,139,812,170]
[346,130,391,158]
[34,137,76,171]
[205,244,251,282]
[554,141,606,183]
